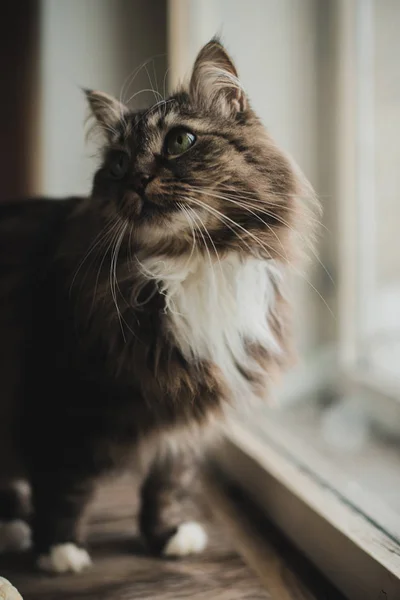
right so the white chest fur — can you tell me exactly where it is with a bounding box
[141,253,282,400]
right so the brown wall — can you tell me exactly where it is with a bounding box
[0,1,40,201]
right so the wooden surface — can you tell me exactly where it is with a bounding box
[0,474,342,599]
[207,481,345,600]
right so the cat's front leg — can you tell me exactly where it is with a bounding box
[31,473,95,574]
[139,450,208,557]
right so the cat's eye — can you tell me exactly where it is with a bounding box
[108,151,130,179]
[164,128,196,157]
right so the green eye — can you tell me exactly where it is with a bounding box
[165,128,196,156]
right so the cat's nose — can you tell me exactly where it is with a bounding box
[132,173,153,195]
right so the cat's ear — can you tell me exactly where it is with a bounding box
[84,90,128,137]
[189,38,246,116]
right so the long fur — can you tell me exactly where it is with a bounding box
[139,253,282,404]
[0,39,315,570]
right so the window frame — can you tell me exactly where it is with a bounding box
[216,419,400,600]
[339,0,400,390]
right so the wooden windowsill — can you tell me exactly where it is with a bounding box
[216,419,400,600]
[0,470,341,600]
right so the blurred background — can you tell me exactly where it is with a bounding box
[1,0,399,549]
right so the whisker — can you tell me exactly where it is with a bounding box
[121,55,165,105]
[177,203,198,265]
[109,224,124,336]
[124,87,163,108]
[239,202,334,287]
[91,221,124,315]
[120,62,147,105]
[186,198,264,254]
[217,181,329,203]
[183,197,255,256]
[195,189,290,263]
[184,203,224,277]
[69,215,120,296]
[191,183,327,230]
[189,185,334,286]
[127,224,135,272]
[144,64,160,104]
[203,181,321,206]
[152,59,160,98]
[162,67,170,114]
[109,222,138,342]
[195,187,333,286]
[184,196,335,320]
[114,228,132,318]
[186,195,277,259]
[188,207,216,283]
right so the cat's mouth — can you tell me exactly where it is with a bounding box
[121,190,176,221]
[136,194,177,221]
[141,197,174,217]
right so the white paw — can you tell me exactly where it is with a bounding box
[163,522,208,557]
[37,543,92,574]
[0,520,32,553]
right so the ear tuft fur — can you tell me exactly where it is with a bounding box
[189,39,246,116]
[84,90,128,140]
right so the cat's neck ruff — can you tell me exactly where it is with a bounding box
[140,252,283,401]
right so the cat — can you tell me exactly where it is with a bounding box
[0,38,313,574]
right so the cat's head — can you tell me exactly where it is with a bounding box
[87,39,311,261]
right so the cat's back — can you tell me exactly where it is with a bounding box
[0,198,82,272]
[0,197,82,482]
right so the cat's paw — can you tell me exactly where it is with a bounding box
[0,520,32,553]
[37,543,92,574]
[163,522,208,557]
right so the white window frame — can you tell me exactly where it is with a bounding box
[340,0,400,394]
